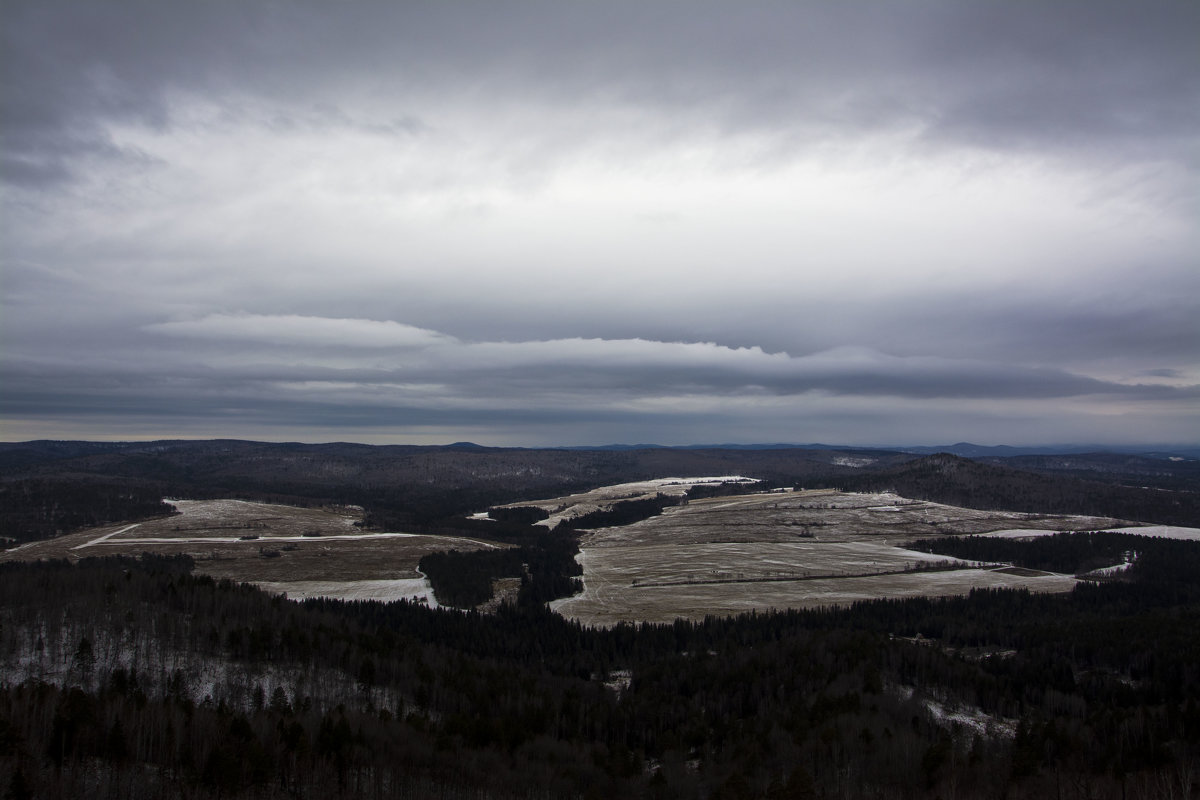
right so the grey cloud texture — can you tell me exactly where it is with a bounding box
[147,315,455,349]
[7,1,1198,185]
[2,0,1197,446]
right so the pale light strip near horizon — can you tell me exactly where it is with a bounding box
[2,0,1197,447]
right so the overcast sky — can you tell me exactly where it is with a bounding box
[2,0,1197,447]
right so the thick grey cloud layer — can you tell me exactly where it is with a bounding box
[2,0,1197,445]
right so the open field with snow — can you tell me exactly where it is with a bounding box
[494,476,759,529]
[252,578,439,606]
[0,499,497,603]
[978,524,1200,541]
[0,488,1152,622]
[549,488,1133,626]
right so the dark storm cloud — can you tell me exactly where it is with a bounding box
[5,0,1197,185]
[1141,368,1184,379]
[2,0,1197,445]
[6,321,1195,414]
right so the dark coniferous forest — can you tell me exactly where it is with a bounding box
[4,541,1200,798]
[2,441,1200,797]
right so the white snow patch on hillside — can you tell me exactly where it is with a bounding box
[492,476,759,529]
[1101,525,1200,541]
[975,528,1076,539]
[924,696,1017,739]
[979,525,1200,541]
[255,578,438,606]
[832,456,875,468]
[1086,561,1134,577]
[896,685,1016,739]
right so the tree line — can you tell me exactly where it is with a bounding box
[0,479,176,544]
[5,539,1200,798]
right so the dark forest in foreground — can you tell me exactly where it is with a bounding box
[4,537,1200,798]
[2,440,1200,797]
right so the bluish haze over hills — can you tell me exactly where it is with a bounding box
[2,0,1197,446]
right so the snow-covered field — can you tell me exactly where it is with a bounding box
[255,578,438,606]
[552,567,1078,626]
[547,488,1123,627]
[978,525,1200,541]
[972,528,1082,539]
[491,476,759,529]
[0,498,496,605]
[2,490,1166,623]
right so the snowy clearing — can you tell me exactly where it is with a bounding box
[1102,525,1200,541]
[548,488,1121,626]
[490,476,759,529]
[255,578,438,606]
[899,687,1018,740]
[0,499,500,606]
[977,525,1200,541]
[1083,561,1135,578]
[552,567,1078,626]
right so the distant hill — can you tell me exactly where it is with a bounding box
[0,439,914,491]
[2,440,1197,544]
[552,441,1200,459]
[892,442,1200,459]
[818,453,1200,527]
[976,452,1200,491]
[0,440,914,542]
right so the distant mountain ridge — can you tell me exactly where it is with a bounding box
[4,438,1197,460]
[892,442,1200,460]
[551,441,1200,459]
[820,453,1200,527]
[1,438,1198,544]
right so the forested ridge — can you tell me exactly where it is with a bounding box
[4,538,1200,798]
[0,480,178,545]
[0,440,881,542]
[813,454,1200,527]
[4,441,1195,545]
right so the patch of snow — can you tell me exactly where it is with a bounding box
[1086,561,1134,577]
[832,456,875,468]
[602,669,632,696]
[975,528,1073,539]
[979,525,1200,542]
[1100,525,1200,541]
[895,685,1016,739]
[71,523,141,550]
[3,540,46,554]
[498,476,760,529]
[924,696,1016,739]
[254,578,438,607]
